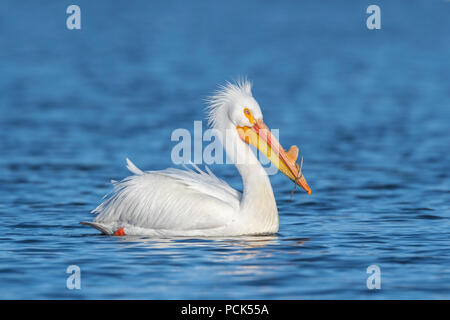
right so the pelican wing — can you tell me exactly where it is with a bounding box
[91,159,241,231]
[158,162,241,208]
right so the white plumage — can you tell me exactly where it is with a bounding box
[82,79,310,237]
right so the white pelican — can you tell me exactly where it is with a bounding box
[81,80,311,237]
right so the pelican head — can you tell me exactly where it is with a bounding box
[207,80,311,195]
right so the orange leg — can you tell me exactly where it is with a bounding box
[114,227,126,236]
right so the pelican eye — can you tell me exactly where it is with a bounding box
[243,107,255,124]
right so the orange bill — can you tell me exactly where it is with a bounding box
[237,119,311,195]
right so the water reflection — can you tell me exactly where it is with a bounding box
[107,235,312,278]
[112,234,281,249]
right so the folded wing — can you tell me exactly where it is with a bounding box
[91,159,241,231]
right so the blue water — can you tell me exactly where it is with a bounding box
[1,0,449,299]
